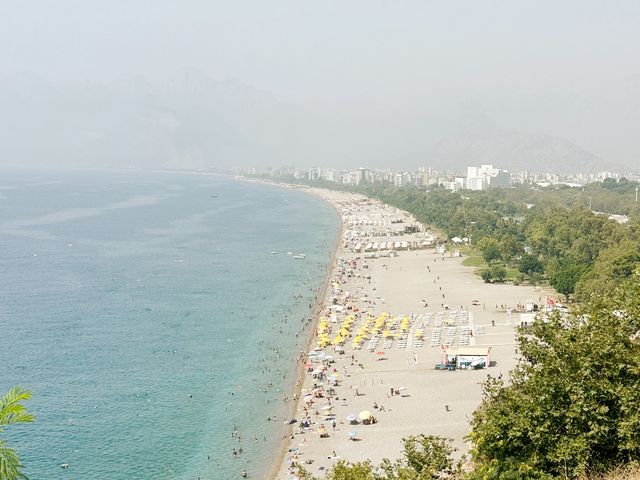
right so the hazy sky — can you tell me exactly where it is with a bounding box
[2,1,638,104]
[1,1,639,169]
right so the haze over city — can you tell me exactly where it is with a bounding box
[1,1,639,171]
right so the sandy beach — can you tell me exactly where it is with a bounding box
[268,188,554,480]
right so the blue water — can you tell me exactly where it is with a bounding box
[0,169,339,479]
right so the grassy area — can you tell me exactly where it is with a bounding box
[460,247,485,268]
[503,265,520,281]
[459,245,485,270]
[459,245,520,282]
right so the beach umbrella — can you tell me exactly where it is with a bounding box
[358,410,372,421]
[320,405,333,411]
[346,414,358,423]
[375,351,385,356]
[348,431,359,439]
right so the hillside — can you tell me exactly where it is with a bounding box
[0,70,311,170]
[0,71,633,174]
[427,113,618,174]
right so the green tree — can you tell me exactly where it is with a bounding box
[467,273,640,479]
[298,461,376,480]
[477,238,502,263]
[0,387,35,480]
[528,272,542,286]
[498,235,522,263]
[488,264,507,283]
[518,254,543,276]
[480,268,493,283]
[379,435,460,479]
[297,435,459,480]
[574,239,640,302]
[548,258,588,299]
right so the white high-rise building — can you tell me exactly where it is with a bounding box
[466,165,511,190]
[321,169,336,182]
[394,173,405,187]
[308,167,321,181]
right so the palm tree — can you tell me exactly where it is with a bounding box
[0,387,35,480]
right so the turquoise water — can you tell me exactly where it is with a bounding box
[0,169,339,479]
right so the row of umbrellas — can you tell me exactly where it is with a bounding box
[319,310,416,350]
[351,313,413,348]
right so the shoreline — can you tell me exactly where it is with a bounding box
[265,190,345,480]
[258,184,555,480]
[266,186,426,478]
[231,176,556,479]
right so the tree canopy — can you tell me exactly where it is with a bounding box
[467,273,640,479]
[298,435,462,480]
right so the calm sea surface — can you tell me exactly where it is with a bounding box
[0,169,339,479]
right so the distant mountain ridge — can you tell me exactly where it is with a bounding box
[0,69,310,170]
[426,114,619,174]
[0,70,631,173]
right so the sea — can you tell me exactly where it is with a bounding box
[0,169,340,479]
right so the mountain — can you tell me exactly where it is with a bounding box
[0,71,633,173]
[426,113,621,174]
[0,69,313,170]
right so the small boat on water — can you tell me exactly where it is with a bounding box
[293,253,306,259]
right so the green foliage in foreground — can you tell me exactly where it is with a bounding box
[0,387,35,480]
[468,273,640,479]
[297,435,462,479]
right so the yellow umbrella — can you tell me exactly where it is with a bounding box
[358,410,372,421]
